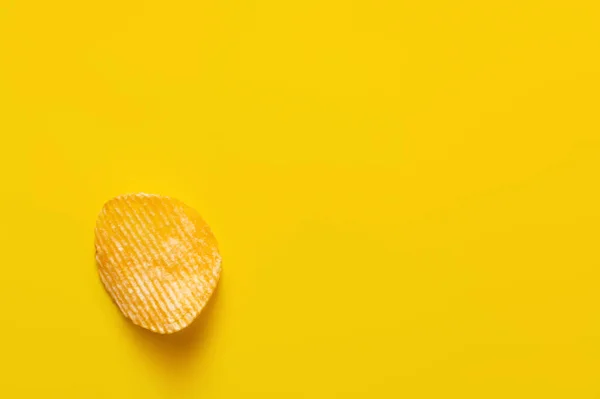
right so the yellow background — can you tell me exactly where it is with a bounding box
[1,0,600,397]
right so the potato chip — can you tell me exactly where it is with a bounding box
[95,193,221,334]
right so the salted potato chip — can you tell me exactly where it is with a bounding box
[95,193,221,334]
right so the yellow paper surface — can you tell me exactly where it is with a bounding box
[1,1,600,397]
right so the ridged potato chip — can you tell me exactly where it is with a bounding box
[95,193,221,334]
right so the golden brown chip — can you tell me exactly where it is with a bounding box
[95,193,221,334]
